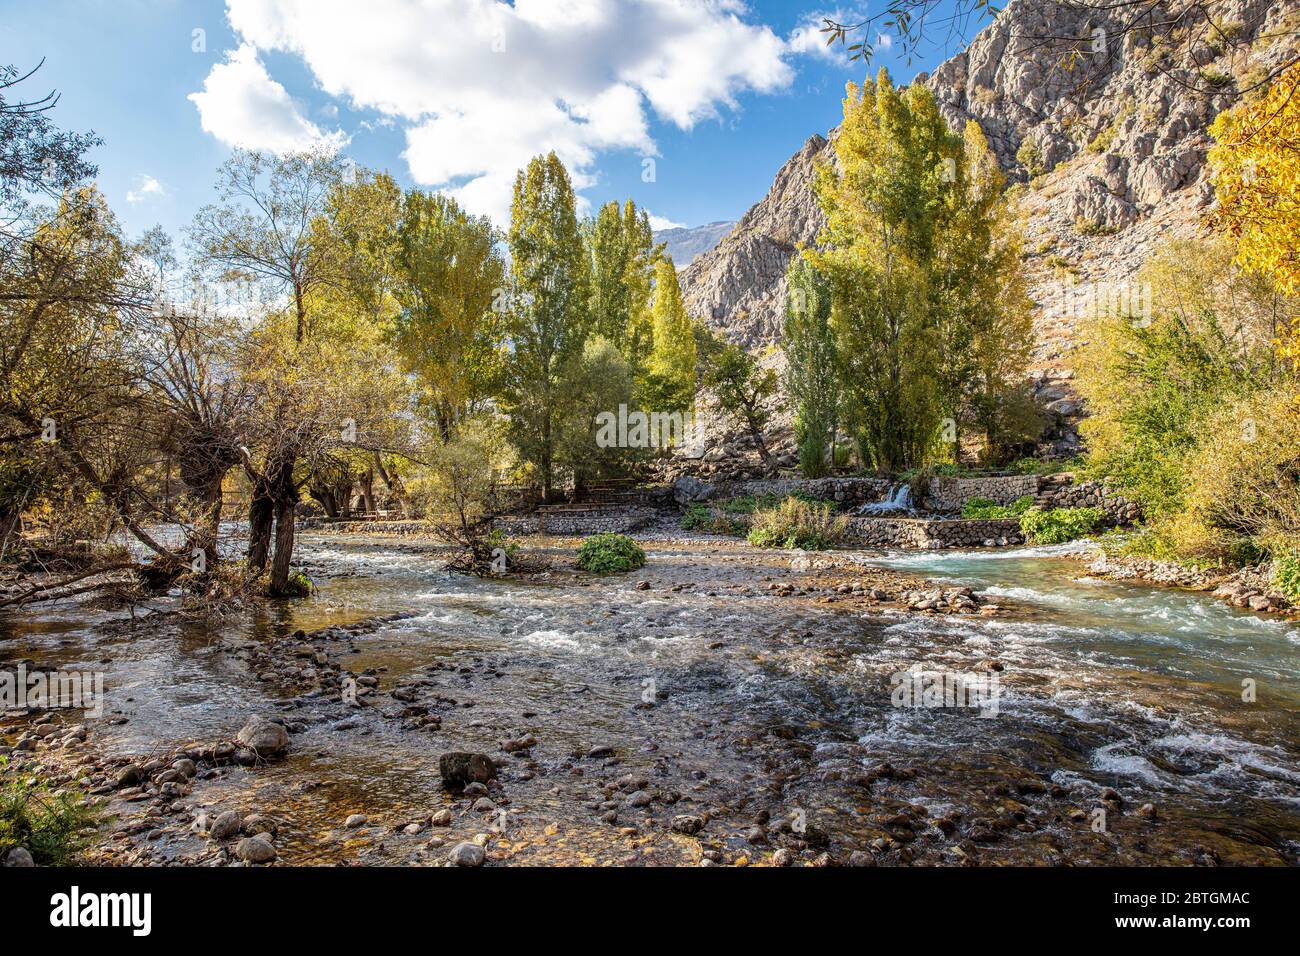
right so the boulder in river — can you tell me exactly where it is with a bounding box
[234,716,290,757]
[234,835,277,864]
[209,810,244,841]
[447,842,486,867]
[439,752,496,789]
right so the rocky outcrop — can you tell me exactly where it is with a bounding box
[679,134,830,349]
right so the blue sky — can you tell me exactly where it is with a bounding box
[2,1,986,243]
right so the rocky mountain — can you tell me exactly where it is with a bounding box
[654,220,736,268]
[678,0,1300,455]
[679,134,830,349]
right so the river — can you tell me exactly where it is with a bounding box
[2,532,1298,866]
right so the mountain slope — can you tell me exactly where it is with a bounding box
[654,221,736,268]
[678,133,830,349]
[677,0,1300,454]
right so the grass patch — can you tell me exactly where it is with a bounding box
[681,503,747,536]
[576,533,646,574]
[747,497,849,551]
[0,758,100,865]
[1020,506,1105,545]
[1074,216,1118,237]
[281,570,315,597]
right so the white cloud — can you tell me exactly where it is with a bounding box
[877,32,894,51]
[201,0,827,225]
[126,174,166,204]
[647,212,686,231]
[188,44,347,154]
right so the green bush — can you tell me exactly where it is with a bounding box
[1273,553,1300,601]
[1016,136,1046,177]
[576,533,646,574]
[0,759,99,865]
[747,497,849,551]
[1020,506,1105,544]
[281,570,315,597]
[680,503,745,536]
[1226,537,1267,568]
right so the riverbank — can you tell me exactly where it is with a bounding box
[4,533,1298,867]
[1077,549,1298,622]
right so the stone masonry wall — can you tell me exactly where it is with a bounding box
[674,475,892,506]
[926,475,1039,512]
[843,517,1024,549]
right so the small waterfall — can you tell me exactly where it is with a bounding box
[857,482,913,516]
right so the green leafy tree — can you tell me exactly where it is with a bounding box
[503,152,590,501]
[586,199,660,364]
[782,255,839,477]
[809,70,1036,470]
[642,257,697,415]
[808,71,949,471]
[700,331,778,471]
[390,190,507,441]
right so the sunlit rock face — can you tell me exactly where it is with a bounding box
[676,0,1300,457]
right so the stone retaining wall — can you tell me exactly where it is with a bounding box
[674,475,892,506]
[305,507,661,539]
[497,507,660,537]
[843,517,1024,549]
[299,518,440,537]
[1039,479,1141,524]
[927,475,1039,512]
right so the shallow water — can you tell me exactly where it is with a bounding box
[3,534,1299,865]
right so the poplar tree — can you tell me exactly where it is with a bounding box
[390,190,507,442]
[782,254,839,477]
[504,152,590,501]
[586,199,660,366]
[810,69,1035,470]
[643,257,697,415]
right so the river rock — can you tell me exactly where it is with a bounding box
[3,847,34,867]
[431,809,453,827]
[234,836,277,864]
[235,716,290,756]
[448,842,486,867]
[210,810,244,841]
[345,813,369,828]
[670,814,704,835]
[439,752,496,788]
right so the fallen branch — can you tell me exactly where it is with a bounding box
[0,560,137,608]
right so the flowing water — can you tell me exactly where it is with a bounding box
[2,533,1298,866]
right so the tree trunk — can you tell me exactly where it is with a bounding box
[360,468,375,514]
[190,477,225,573]
[247,487,274,573]
[294,281,306,343]
[267,459,299,595]
[0,507,21,561]
[269,498,297,595]
[372,452,410,515]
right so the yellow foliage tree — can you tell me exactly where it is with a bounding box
[1209,63,1300,368]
